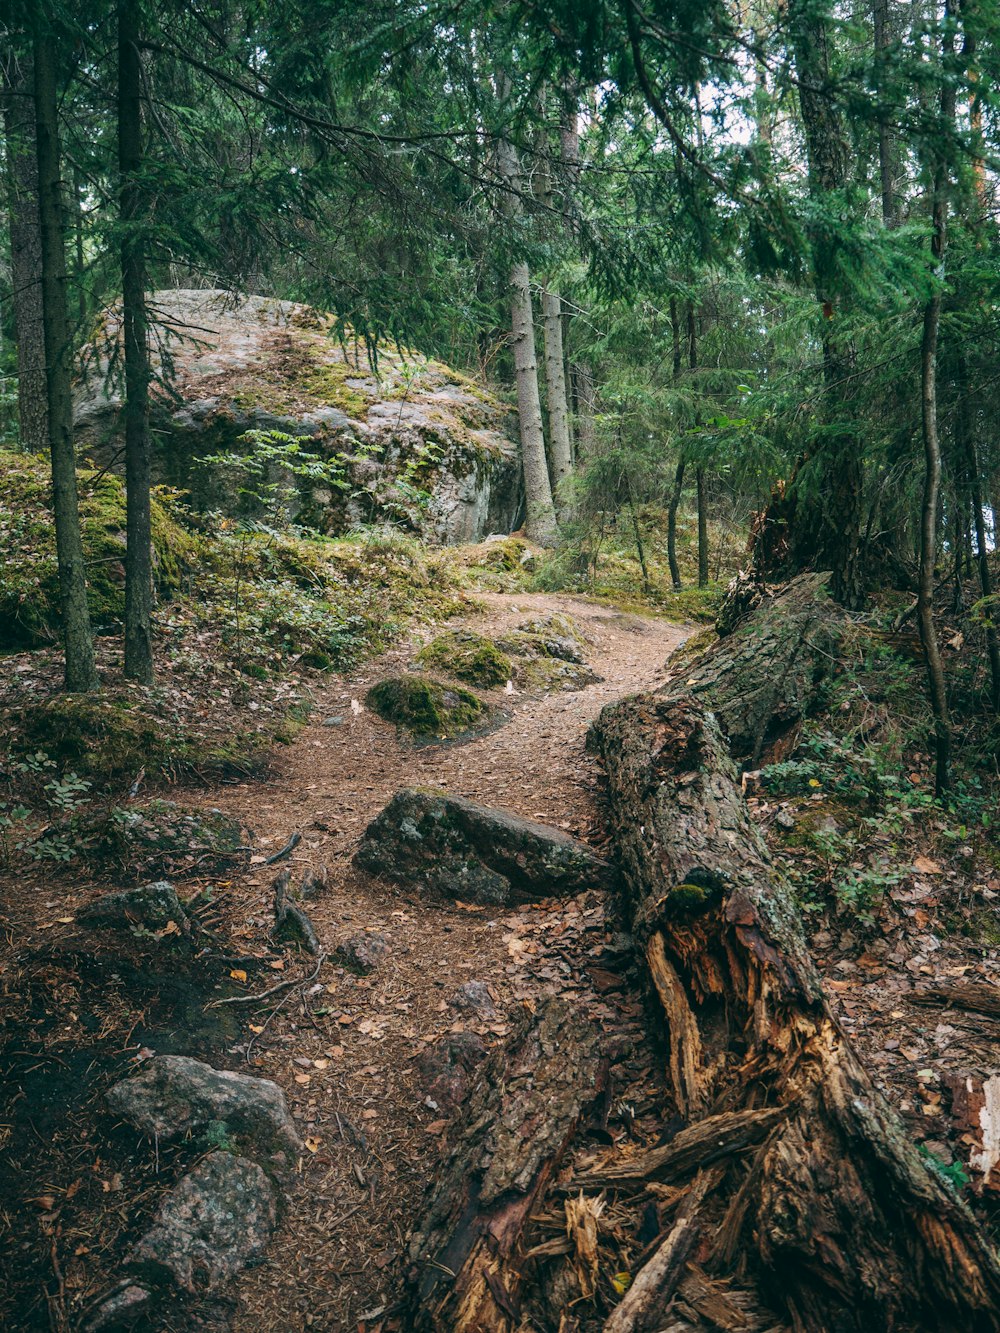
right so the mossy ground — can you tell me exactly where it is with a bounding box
[365,673,491,741]
[0,451,195,649]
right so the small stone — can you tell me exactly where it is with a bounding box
[77,881,187,933]
[448,980,497,1019]
[322,716,344,727]
[127,1153,276,1295]
[775,809,796,832]
[334,931,391,975]
[106,1055,301,1155]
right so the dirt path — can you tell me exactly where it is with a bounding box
[192,592,687,1331]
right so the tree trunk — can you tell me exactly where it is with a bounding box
[542,287,573,509]
[496,118,557,547]
[696,467,708,587]
[786,0,865,608]
[666,458,685,589]
[917,5,955,795]
[2,48,48,453]
[405,999,609,1331]
[118,0,154,683]
[573,361,598,461]
[33,24,98,693]
[590,677,1000,1329]
[873,0,901,226]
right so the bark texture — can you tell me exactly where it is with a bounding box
[405,998,609,1331]
[119,0,155,683]
[2,48,48,452]
[33,27,98,692]
[542,287,573,508]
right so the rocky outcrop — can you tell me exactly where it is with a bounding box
[355,787,615,906]
[105,1054,302,1156]
[74,289,521,543]
[77,880,188,933]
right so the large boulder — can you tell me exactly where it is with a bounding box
[74,289,521,543]
[127,1152,277,1295]
[354,787,615,906]
[106,1054,301,1156]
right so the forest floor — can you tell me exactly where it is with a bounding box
[2,585,1000,1331]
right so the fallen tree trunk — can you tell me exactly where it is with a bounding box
[669,571,846,766]
[405,998,610,1332]
[590,690,1000,1331]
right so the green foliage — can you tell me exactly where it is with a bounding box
[0,450,194,650]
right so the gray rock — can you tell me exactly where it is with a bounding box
[73,289,521,544]
[127,1153,276,1295]
[775,809,796,831]
[334,931,391,975]
[322,715,345,727]
[106,1055,301,1155]
[77,881,187,933]
[416,1031,488,1111]
[448,980,497,1019]
[355,787,616,906]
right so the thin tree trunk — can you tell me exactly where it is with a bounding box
[542,287,573,508]
[496,111,557,547]
[119,0,154,683]
[33,23,98,693]
[2,48,48,453]
[962,393,1000,712]
[667,458,685,590]
[917,4,955,795]
[696,467,709,587]
[573,361,597,461]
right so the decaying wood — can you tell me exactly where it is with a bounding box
[405,998,609,1332]
[590,688,1000,1331]
[602,1168,719,1333]
[911,980,1000,1018]
[662,572,846,765]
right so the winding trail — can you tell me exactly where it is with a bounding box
[205,592,686,1331]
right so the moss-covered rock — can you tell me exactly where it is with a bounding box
[0,449,195,650]
[514,656,601,693]
[365,673,492,741]
[499,612,588,664]
[415,630,513,688]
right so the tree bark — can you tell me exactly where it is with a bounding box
[786,0,865,608]
[917,4,955,794]
[542,287,573,508]
[405,999,609,1331]
[590,675,1000,1330]
[873,0,901,226]
[666,458,685,589]
[33,22,98,693]
[2,47,48,453]
[573,361,598,461]
[119,0,154,683]
[696,467,708,587]
[496,119,557,546]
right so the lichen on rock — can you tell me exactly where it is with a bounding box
[415,630,513,688]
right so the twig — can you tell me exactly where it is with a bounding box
[207,951,326,1007]
[265,831,302,864]
[245,987,298,1064]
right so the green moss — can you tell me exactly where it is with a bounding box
[0,450,195,650]
[301,359,369,418]
[416,631,512,688]
[16,695,183,782]
[514,656,598,693]
[365,673,491,740]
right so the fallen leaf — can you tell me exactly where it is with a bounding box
[914,856,943,875]
[304,1136,321,1153]
[294,1073,311,1085]
[230,969,248,983]
[270,960,286,971]
[425,1119,447,1135]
